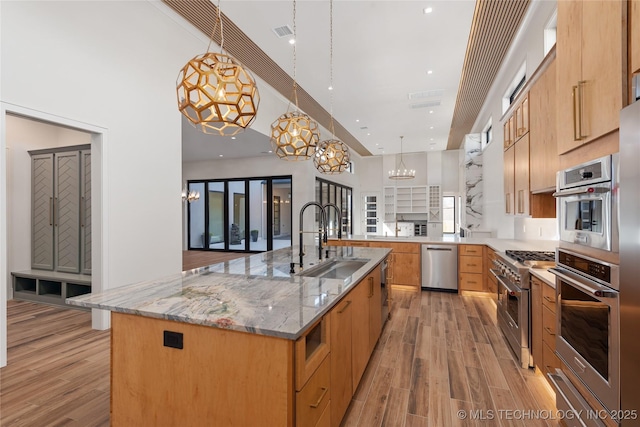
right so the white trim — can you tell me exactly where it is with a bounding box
[0,103,111,366]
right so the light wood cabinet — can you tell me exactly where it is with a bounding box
[295,317,330,391]
[529,58,559,192]
[557,0,625,154]
[351,275,371,389]
[504,145,515,215]
[368,241,420,290]
[368,268,382,355]
[514,133,530,215]
[632,0,640,74]
[531,276,561,381]
[330,298,353,427]
[458,245,485,292]
[515,93,529,140]
[296,355,331,427]
[483,246,498,295]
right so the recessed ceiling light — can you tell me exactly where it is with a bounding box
[289,38,295,45]
[429,110,434,114]
[367,133,371,136]
[268,150,273,153]
[219,154,223,157]
[328,85,333,91]
[430,138,434,141]
[427,70,433,75]
[429,126,434,129]
[356,119,359,122]
[423,7,433,14]
[375,143,379,146]
[231,136,236,140]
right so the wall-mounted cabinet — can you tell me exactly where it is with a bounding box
[514,134,530,215]
[514,93,529,141]
[504,145,515,215]
[529,58,558,193]
[556,0,624,154]
[383,186,429,216]
[632,0,640,75]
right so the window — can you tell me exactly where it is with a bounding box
[481,118,493,150]
[502,62,527,113]
[442,196,456,234]
[187,176,292,252]
[315,178,353,237]
[509,75,526,104]
[544,9,558,56]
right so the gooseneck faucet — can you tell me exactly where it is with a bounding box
[298,201,326,269]
[322,203,342,240]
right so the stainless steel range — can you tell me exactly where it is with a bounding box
[491,250,555,369]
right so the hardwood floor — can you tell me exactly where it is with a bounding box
[182,250,247,271]
[1,290,558,426]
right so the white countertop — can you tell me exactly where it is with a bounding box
[529,268,556,288]
[67,246,390,340]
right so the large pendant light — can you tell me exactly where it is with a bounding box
[271,0,320,161]
[314,0,351,174]
[388,136,415,179]
[176,0,259,137]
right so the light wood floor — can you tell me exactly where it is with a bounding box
[1,290,558,426]
[182,250,247,271]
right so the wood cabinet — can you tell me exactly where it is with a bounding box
[514,93,529,140]
[296,355,331,427]
[329,298,353,427]
[483,246,498,295]
[514,134,530,215]
[557,0,625,154]
[295,317,330,391]
[458,245,485,292]
[504,145,515,215]
[529,58,559,192]
[633,0,640,75]
[531,275,561,381]
[368,241,420,290]
[367,267,382,354]
[503,116,515,149]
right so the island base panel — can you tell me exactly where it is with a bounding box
[111,312,294,427]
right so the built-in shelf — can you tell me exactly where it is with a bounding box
[11,270,91,309]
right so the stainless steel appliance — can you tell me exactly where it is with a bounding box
[620,100,640,426]
[553,154,619,252]
[491,250,555,369]
[421,244,458,291]
[414,221,427,237]
[549,249,620,420]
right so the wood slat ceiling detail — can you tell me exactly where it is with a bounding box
[163,0,371,156]
[446,0,531,150]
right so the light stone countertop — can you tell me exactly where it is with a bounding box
[66,246,391,340]
[529,268,557,288]
[334,235,559,253]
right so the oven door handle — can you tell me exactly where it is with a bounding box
[549,268,618,298]
[492,270,521,296]
[552,187,610,198]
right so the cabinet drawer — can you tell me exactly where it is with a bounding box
[486,272,498,294]
[542,283,556,313]
[459,273,484,291]
[459,256,483,274]
[295,316,330,391]
[296,355,331,427]
[542,340,561,376]
[542,305,556,347]
[459,245,483,256]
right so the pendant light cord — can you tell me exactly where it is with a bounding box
[329,0,335,137]
[206,0,224,53]
[292,0,299,109]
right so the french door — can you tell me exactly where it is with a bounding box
[361,193,381,235]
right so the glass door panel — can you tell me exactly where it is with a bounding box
[362,193,380,235]
[207,182,225,249]
[249,180,267,252]
[328,184,337,238]
[228,181,246,250]
[188,182,205,249]
[346,189,352,236]
[272,178,292,249]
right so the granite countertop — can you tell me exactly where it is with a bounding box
[529,268,557,288]
[334,235,559,253]
[66,246,390,340]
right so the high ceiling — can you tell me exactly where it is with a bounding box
[171,0,529,160]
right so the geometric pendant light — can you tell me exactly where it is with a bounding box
[314,0,350,174]
[176,0,259,137]
[270,0,320,160]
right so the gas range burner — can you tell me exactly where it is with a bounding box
[505,250,555,263]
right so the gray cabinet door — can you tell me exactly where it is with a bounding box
[54,151,81,273]
[32,154,55,270]
[81,150,91,274]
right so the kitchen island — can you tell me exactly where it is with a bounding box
[68,245,391,427]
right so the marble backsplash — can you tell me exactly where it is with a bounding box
[464,134,483,229]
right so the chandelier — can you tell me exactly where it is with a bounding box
[182,185,200,203]
[388,136,415,179]
[270,0,320,160]
[314,0,350,174]
[176,0,259,136]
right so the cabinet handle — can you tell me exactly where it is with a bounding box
[80,196,85,227]
[309,387,328,408]
[467,263,477,267]
[337,300,352,314]
[544,326,555,336]
[369,277,374,297]
[53,197,58,226]
[543,296,555,304]
[572,85,580,141]
[49,197,54,226]
[518,190,524,214]
[505,194,510,214]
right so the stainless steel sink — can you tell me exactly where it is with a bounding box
[298,259,368,279]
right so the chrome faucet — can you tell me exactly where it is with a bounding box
[322,203,342,240]
[298,201,326,269]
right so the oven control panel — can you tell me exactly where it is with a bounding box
[559,251,611,283]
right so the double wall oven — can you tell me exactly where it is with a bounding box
[549,249,620,426]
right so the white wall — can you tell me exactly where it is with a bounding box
[1,0,205,357]
[5,116,93,298]
[441,150,460,193]
[467,0,558,238]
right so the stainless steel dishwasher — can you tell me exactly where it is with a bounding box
[421,244,458,292]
